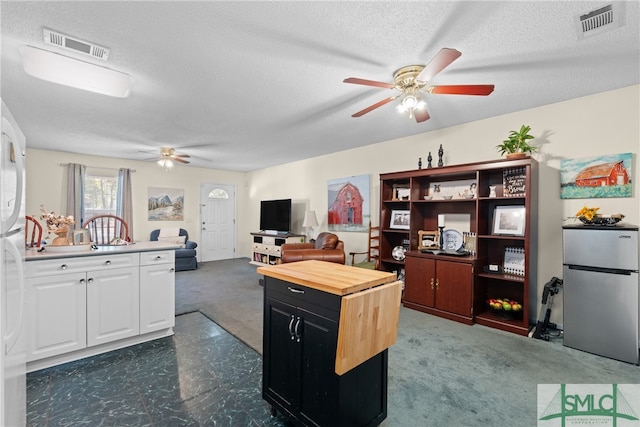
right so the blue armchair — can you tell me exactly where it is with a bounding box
[150,228,198,271]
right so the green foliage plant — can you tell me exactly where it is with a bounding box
[496,125,537,156]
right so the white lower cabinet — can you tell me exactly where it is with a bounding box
[26,273,87,362]
[25,249,176,370]
[140,252,175,334]
[86,266,139,346]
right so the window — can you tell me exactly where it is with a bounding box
[84,169,118,218]
[208,188,229,199]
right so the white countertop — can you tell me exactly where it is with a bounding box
[26,241,181,261]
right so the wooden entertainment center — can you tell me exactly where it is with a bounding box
[379,157,537,336]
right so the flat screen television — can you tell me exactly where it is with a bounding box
[260,198,292,234]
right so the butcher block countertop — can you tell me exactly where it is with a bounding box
[257,260,397,296]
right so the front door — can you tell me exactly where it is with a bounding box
[200,183,236,262]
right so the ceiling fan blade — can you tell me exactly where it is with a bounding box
[173,157,190,164]
[416,48,462,82]
[428,84,495,96]
[172,153,191,158]
[343,77,395,89]
[351,95,400,117]
[414,108,431,123]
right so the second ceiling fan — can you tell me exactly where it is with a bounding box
[344,48,494,123]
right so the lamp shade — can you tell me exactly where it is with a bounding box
[19,45,133,98]
[302,210,319,228]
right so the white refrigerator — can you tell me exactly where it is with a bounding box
[1,99,27,426]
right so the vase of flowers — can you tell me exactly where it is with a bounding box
[39,205,75,246]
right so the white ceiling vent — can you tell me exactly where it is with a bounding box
[43,28,110,60]
[575,3,625,40]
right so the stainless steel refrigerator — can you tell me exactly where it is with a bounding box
[562,224,639,364]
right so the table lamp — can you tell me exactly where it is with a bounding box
[302,210,319,242]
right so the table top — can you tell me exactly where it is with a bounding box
[26,241,181,261]
[257,260,397,296]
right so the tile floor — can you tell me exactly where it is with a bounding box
[26,312,290,426]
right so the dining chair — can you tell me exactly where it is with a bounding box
[82,214,130,245]
[25,215,43,248]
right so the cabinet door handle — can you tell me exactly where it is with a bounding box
[60,264,68,270]
[87,278,94,284]
[288,315,296,341]
[287,286,305,294]
[79,278,85,284]
[435,279,439,290]
[294,316,302,343]
[105,260,111,266]
[430,277,435,289]
[169,267,175,272]
[155,255,162,260]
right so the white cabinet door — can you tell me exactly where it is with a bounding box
[26,273,87,361]
[139,264,175,334]
[86,267,139,346]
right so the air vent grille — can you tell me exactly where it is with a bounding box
[576,3,624,39]
[43,28,110,61]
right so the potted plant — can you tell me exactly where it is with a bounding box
[496,125,536,159]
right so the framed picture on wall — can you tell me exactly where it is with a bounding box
[390,210,410,230]
[492,205,525,236]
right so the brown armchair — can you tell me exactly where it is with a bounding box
[280,232,346,264]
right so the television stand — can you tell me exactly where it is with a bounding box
[250,232,304,266]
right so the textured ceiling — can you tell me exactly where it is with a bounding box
[1,1,639,171]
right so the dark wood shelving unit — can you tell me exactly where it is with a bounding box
[379,158,537,335]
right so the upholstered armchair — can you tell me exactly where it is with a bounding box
[150,228,198,271]
[280,232,345,264]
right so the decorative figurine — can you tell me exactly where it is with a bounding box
[427,152,433,168]
[418,157,422,169]
[438,215,445,250]
[438,144,444,167]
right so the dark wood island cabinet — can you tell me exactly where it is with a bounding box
[258,260,401,427]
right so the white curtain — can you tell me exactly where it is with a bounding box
[66,163,85,228]
[117,168,134,241]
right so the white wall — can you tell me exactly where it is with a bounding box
[25,150,246,254]
[245,85,640,324]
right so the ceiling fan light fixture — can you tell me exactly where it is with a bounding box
[19,45,133,98]
[157,158,174,171]
[401,95,418,109]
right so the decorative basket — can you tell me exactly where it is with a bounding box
[578,214,624,226]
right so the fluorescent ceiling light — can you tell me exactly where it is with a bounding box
[19,45,133,98]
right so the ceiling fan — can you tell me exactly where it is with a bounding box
[343,48,494,123]
[156,146,190,170]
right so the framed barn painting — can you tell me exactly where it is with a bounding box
[560,153,632,199]
[328,174,370,232]
[148,187,184,221]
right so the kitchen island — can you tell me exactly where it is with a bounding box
[25,241,179,371]
[258,260,402,427]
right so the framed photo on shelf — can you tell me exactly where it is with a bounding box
[503,247,525,276]
[392,184,410,200]
[492,205,526,236]
[418,230,439,249]
[389,210,410,229]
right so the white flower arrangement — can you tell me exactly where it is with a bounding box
[39,205,75,233]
